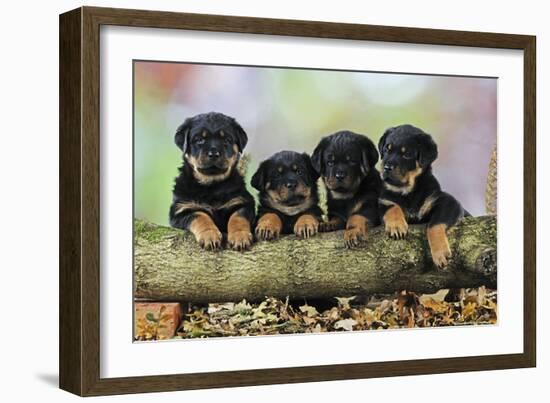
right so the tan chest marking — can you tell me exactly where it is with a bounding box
[174,196,247,216]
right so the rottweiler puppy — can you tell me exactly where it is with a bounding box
[311,131,382,247]
[252,151,323,240]
[377,124,468,268]
[169,112,255,251]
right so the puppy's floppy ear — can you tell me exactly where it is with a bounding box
[175,117,193,152]
[311,137,329,175]
[231,118,248,152]
[302,152,320,182]
[418,132,438,168]
[359,136,379,175]
[251,160,267,191]
[378,127,394,157]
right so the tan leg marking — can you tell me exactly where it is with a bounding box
[294,214,319,239]
[383,205,408,239]
[255,213,283,241]
[343,214,368,248]
[227,212,253,251]
[189,212,222,251]
[319,216,345,232]
[427,224,452,268]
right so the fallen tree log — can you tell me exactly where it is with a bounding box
[134,216,496,302]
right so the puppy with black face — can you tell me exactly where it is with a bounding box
[311,131,382,247]
[169,112,255,251]
[252,151,323,240]
[378,124,468,268]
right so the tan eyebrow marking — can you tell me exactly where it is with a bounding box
[219,130,225,138]
[277,166,283,173]
[292,164,297,171]
[388,144,393,150]
[401,146,406,153]
[202,131,207,138]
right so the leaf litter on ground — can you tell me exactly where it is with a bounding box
[163,287,497,340]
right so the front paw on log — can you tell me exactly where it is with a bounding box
[294,215,319,239]
[196,228,223,251]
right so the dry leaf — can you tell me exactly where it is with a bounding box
[299,304,319,317]
[335,296,356,310]
[334,319,357,331]
[462,302,477,320]
[421,297,448,314]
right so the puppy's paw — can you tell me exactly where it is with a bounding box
[319,217,345,232]
[343,227,367,248]
[427,224,451,269]
[385,218,408,239]
[255,213,282,241]
[255,224,280,241]
[294,215,319,239]
[228,230,253,251]
[383,205,408,239]
[431,244,452,269]
[196,228,222,251]
[343,214,368,248]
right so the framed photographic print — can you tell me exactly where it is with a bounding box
[59,6,536,396]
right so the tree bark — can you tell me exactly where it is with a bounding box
[134,216,496,303]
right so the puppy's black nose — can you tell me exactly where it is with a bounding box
[335,171,346,181]
[208,149,221,159]
[383,163,394,172]
[286,181,297,190]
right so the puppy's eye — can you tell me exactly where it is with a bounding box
[296,169,302,175]
[327,161,335,167]
[223,137,232,145]
[194,138,205,145]
[403,150,416,159]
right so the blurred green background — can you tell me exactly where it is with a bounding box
[134,61,496,225]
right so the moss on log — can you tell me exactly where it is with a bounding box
[134,216,496,302]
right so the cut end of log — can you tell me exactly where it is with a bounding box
[474,248,497,277]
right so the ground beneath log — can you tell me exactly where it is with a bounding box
[135,287,497,340]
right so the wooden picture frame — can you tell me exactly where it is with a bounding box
[59,6,536,396]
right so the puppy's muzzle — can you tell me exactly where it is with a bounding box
[383,162,395,174]
[194,150,232,173]
[207,148,221,161]
[382,163,407,185]
[383,163,396,179]
[335,171,346,182]
[285,180,297,190]
[273,182,309,206]
[325,172,356,193]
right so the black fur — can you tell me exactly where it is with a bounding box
[378,124,468,231]
[175,112,248,154]
[311,130,382,229]
[252,151,323,235]
[169,112,255,244]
